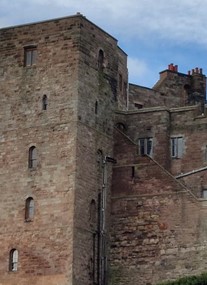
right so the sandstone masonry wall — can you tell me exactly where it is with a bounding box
[0,15,83,285]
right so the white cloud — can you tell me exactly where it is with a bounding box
[0,0,207,86]
[1,0,207,46]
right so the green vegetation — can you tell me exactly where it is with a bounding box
[157,273,207,285]
[108,265,122,285]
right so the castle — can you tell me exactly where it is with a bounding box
[0,13,207,285]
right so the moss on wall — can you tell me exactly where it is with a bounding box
[157,272,207,285]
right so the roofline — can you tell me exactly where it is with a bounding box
[160,69,206,78]
[0,13,118,43]
[0,13,79,30]
[117,45,128,56]
[129,83,154,91]
[115,104,199,115]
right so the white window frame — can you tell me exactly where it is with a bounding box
[171,137,183,158]
[10,249,18,272]
[138,137,153,157]
[25,197,35,221]
[202,189,207,199]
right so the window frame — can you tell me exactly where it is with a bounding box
[25,197,35,222]
[171,136,183,158]
[9,249,18,272]
[202,190,207,199]
[138,137,153,157]
[24,46,37,67]
[28,146,37,169]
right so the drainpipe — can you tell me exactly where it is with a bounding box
[98,155,116,285]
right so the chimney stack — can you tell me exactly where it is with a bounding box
[168,63,178,72]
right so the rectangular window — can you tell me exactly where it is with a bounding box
[202,189,207,199]
[134,102,143,109]
[138,138,153,156]
[24,46,37,66]
[171,137,183,158]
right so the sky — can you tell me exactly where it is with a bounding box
[0,0,207,88]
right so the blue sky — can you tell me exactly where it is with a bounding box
[0,0,207,88]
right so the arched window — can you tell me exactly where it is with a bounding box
[28,146,37,169]
[9,249,18,272]
[116,122,127,132]
[98,49,104,71]
[25,197,35,221]
[42,95,48,110]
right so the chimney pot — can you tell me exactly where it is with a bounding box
[169,63,174,71]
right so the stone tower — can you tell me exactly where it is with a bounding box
[2,13,207,285]
[0,14,127,285]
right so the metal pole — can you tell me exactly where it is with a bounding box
[99,156,116,285]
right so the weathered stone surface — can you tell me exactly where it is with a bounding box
[0,13,128,285]
[1,13,207,285]
[111,65,207,284]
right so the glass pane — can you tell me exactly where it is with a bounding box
[26,51,32,66]
[139,139,145,155]
[147,138,152,156]
[177,137,183,158]
[13,250,18,262]
[13,262,17,271]
[171,138,178,157]
[32,158,37,168]
[203,190,207,199]
[11,249,18,271]
[31,49,37,64]
[29,199,34,218]
[32,147,37,160]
